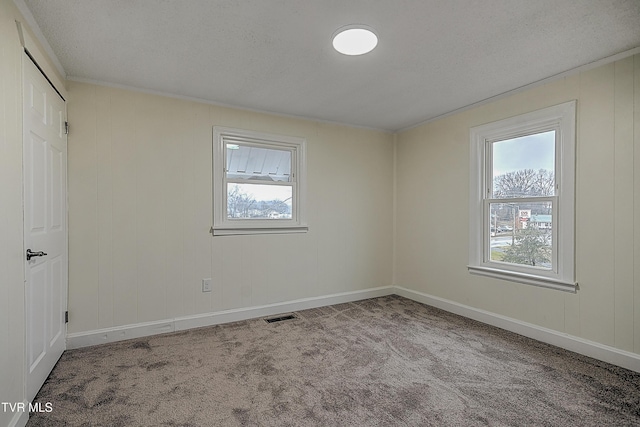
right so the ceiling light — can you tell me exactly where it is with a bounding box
[332,25,378,56]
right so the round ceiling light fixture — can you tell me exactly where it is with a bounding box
[332,25,378,56]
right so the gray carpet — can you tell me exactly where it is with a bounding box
[28,295,640,426]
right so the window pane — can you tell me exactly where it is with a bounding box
[489,201,552,269]
[492,131,555,198]
[227,183,293,219]
[226,143,291,182]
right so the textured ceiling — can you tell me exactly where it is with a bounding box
[20,0,640,131]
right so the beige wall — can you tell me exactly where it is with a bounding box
[0,0,66,425]
[396,55,640,354]
[66,81,394,334]
[2,3,638,422]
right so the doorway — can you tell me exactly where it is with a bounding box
[22,52,68,403]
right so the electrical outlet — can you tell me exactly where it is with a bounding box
[202,278,212,292]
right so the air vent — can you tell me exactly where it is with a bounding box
[264,313,297,323]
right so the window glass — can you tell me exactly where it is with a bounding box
[489,201,553,269]
[227,183,293,220]
[226,143,291,182]
[491,131,555,198]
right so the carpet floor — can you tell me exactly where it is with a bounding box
[27,295,640,426]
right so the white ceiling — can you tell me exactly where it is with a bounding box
[20,0,640,132]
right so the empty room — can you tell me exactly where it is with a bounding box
[2,0,640,426]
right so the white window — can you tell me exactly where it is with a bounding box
[213,127,307,236]
[468,101,576,292]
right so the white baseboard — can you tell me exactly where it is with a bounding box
[395,286,640,373]
[66,286,394,349]
[65,284,640,373]
[173,286,394,331]
[66,320,175,349]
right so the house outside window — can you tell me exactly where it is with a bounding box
[468,101,577,292]
[212,126,307,236]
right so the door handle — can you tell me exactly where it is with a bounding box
[26,249,47,261]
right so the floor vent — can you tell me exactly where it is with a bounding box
[264,313,297,323]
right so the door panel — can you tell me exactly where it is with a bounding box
[27,263,47,370]
[50,143,63,230]
[49,256,64,344]
[23,54,67,403]
[28,76,47,124]
[28,132,47,233]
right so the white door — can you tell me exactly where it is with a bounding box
[23,54,68,403]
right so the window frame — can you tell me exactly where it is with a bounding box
[468,101,577,292]
[212,126,308,236]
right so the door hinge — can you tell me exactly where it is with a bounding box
[64,121,69,135]
[65,311,68,323]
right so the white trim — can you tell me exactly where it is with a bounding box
[468,265,577,293]
[394,286,640,373]
[400,46,640,132]
[469,101,576,290]
[174,286,393,331]
[213,226,309,236]
[65,285,640,373]
[7,402,29,427]
[12,1,67,79]
[67,47,640,133]
[66,320,174,349]
[67,76,392,133]
[212,126,308,235]
[66,286,394,349]
[14,21,67,100]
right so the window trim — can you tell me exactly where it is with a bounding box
[213,126,308,236]
[468,101,577,292]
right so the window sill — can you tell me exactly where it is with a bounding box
[468,265,578,293]
[212,226,308,236]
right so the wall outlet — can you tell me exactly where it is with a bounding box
[202,278,212,292]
